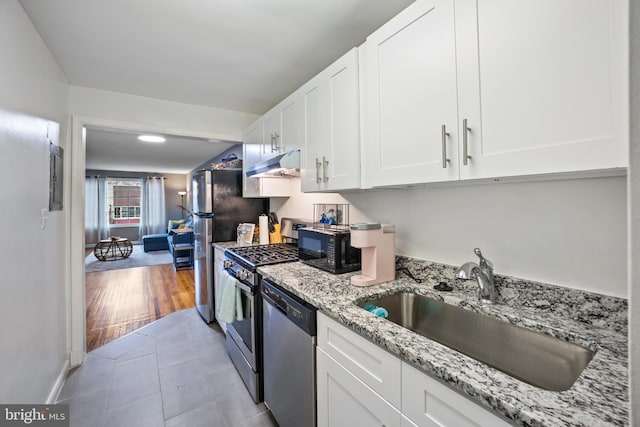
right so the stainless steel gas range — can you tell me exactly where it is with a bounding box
[222,243,299,403]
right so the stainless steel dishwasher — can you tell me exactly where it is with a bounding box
[261,279,317,427]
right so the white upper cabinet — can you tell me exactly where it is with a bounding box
[364,0,459,187]
[279,94,301,154]
[242,94,302,198]
[263,93,302,156]
[300,75,325,191]
[301,47,361,192]
[242,141,262,198]
[242,142,293,198]
[243,118,267,161]
[363,0,628,187]
[262,108,281,156]
[455,0,628,180]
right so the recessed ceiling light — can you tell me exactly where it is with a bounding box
[138,135,166,143]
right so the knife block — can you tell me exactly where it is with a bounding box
[269,224,283,243]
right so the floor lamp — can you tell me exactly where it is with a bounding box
[178,191,187,218]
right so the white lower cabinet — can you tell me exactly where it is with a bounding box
[402,362,511,427]
[318,312,401,407]
[212,246,226,334]
[316,313,513,427]
[317,347,402,427]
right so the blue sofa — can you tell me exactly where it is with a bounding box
[142,219,193,253]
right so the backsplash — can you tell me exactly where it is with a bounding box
[396,256,628,333]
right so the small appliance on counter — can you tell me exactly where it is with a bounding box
[298,203,361,274]
[349,223,396,286]
[298,227,361,274]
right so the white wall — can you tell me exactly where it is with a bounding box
[0,0,69,403]
[273,175,627,298]
[69,86,258,142]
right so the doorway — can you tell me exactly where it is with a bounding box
[70,118,234,361]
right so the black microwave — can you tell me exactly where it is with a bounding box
[298,228,361,274]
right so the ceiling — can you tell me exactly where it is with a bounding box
[19,0,415,115]
[19,0,415,174]
[85,128,234,174]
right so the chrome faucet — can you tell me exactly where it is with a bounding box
[456,248,497,305]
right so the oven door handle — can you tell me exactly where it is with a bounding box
[229,276,253,295]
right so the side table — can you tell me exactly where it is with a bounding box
[172,232,194,270]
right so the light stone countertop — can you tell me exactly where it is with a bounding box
[256,258,628,427]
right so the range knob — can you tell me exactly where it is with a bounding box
[223,260,233,269]
[237,270,248,280]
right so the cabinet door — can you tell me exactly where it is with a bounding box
[318,312,401,408]
[317,348,402,427]
[280,94,301,153]
[262,109,280,158]
[455,0,628,180]
[301,75,326,192]
[212,247,227,334]
[243,118,268,161]
[364,0,459,188]
[402,362,511,427]
[325,48,360,191]
[301,48,362,193]
[242,143,262,198]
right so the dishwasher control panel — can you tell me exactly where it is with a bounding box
[261,279,317,336]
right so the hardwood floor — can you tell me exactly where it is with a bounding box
[85,263,195,352]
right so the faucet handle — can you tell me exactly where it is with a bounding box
[474,248,493,270]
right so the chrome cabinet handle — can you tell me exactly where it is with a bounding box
[462,118,471,165]
[322,156,329,183]
[272,132,280,152]
[441,124,450,168]
[270,133,275,152]
[315,158,322,183]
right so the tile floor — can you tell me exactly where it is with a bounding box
[57,308,278,427]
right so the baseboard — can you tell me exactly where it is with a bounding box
[46,359,70,404]
[70,349,85,368]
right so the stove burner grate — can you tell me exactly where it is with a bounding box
[227,244,299,267]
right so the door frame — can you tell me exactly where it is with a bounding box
[68,115,230,366]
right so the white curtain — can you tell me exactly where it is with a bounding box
[85,176,110,244]
[140,177,166,236]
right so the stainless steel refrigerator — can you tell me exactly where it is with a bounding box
[192,169,268,323]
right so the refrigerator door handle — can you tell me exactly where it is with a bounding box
[196,212,215,218]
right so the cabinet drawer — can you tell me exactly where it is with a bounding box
[317,312,401,408]
[317,347,401,427]
[402,362,511,427]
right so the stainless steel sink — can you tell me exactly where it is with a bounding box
[358,292,594,391]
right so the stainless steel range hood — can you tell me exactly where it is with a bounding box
[245,150,300,177]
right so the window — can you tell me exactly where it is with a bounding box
[106,179,142,226]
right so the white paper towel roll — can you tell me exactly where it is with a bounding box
[259,215,269,244]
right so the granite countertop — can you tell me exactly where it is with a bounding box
[212,241,253,250]
[257,258,628,427]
